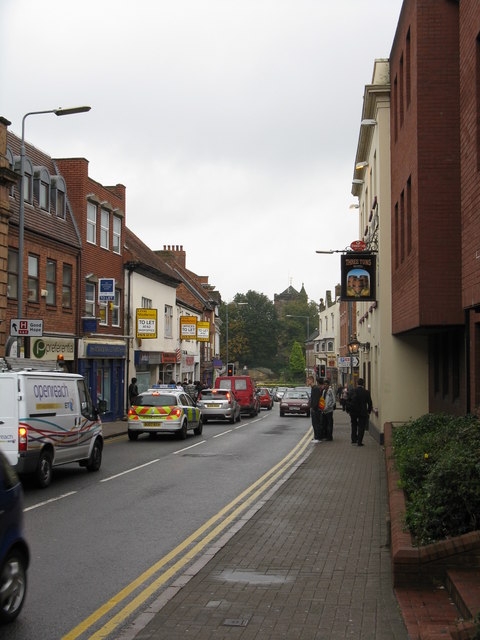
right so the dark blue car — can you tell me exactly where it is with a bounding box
[0,451,29,623]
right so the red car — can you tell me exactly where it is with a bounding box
[257,388,274,410]
[279,389,310,417]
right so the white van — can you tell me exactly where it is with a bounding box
[0,362,103,488]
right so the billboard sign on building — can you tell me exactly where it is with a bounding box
[136,308,157,339]
[340,252,377,302]
[197,321,210,342]
[180,316,197,340]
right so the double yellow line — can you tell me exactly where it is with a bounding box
[63,429,312,640]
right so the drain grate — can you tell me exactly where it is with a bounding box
[223,617,250,627]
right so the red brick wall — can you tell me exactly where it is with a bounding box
[391,0,462,334]
[56,158,126,336]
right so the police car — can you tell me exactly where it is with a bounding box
[127,385,203,441]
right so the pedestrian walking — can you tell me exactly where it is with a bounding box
[320,378,336,441]
[306,375,322,442]
[128,377,138,406]
[346,377,373,446]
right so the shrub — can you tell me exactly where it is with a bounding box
[392,413,480,545]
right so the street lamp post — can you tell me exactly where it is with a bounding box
[17,106,91,326]
[285,314,310,374]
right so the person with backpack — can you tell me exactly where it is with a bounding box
[320,379,336,441]
[307,375,322,442]
[346,378,373,446]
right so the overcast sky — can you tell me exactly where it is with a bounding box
[1,0,403,305]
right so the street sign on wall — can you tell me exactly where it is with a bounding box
[98,278,115,302]
[136,308,157,339]
[10,319,43,337]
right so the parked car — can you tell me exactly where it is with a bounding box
[279,389,310,417]
[273,387,289,402]
[215,376,258,416]
[128,385,203,440]
[257,388,274,410]
[0,451,29,624]
[196,388,241,424]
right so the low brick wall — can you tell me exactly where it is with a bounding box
[384,422,480,587]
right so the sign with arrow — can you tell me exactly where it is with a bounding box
[10,319,44,337]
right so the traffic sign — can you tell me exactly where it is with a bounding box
[352,356,360,367]
[10,319,44,337]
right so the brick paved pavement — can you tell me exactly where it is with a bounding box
[114,410,409,640]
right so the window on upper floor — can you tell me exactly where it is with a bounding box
[100,208,109,249]
[27,254,39,302]
[62,264,72,309]
[6,147,14,197]
[23,159,33,204]
[87,202,97,244]
[85,282,95,317]
[142,297,152,309]
[7,249,18,299]
[99,299,108,326]
[46,259,56,305]
[327,340,334,352]
[52,176,66,219]
[165,304,173,338]
[113,215,121,254]
[34,167,50,211]
[112,289,120,327]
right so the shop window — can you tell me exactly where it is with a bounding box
[28,254,39,302]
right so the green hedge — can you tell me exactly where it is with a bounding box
[392,413,480,546]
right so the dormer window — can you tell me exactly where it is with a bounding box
[5,147,14,197]
[14,157,33,204]
[51,176,66,219]
[34,167,51,211]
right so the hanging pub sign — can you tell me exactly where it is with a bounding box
[340,252,377,302]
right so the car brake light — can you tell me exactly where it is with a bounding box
[128,408,136,417]
[171,408,182,417]
[226,392,231,401]
[19,426,27,452]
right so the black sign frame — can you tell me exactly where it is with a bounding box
[340,252,377,302]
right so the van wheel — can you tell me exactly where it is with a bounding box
[128,430,138,441]
[0,549,28,623]
[193,418,203,435]
[36,450,53,488]
[178,420,188,440]
[86,439,102,472]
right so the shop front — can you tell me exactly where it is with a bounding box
[134,350,179,391]
[78,339,127,422]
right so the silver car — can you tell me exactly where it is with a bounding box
[196,388,241,424]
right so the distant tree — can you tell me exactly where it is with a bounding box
[289,341,305,381]
[219,291,279,370]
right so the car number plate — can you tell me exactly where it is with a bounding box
[206,403,218,408]
[145,422,162,426]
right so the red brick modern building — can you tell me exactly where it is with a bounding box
[390,0,480,415]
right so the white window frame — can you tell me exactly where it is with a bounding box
[164,304,173,338]
[112,215,121,254]
[142,297,152,309]
[85,282,95,317]
[112,289,120,327]
[99,301,108,326]
[87,202,97,245]
[100,208,109,249]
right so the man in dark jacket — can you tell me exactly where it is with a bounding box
[346,378,373,447]
[307,375,322,442]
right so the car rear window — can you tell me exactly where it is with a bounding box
[284,391,308,399]
[233,379,247,390]
[218,380,232,390]
[200,390,228,399]
[134,394,177,407]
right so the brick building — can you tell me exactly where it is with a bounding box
[5,130,82,364]
[390,0,466,415]
[55,157,128,421]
